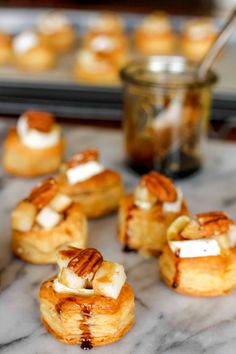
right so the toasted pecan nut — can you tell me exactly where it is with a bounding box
[196,211,233,237]
[59,246,81,260]
[29,178,59,209]
[68,248,103,279]
[141,171,177,203]
[67,149,99,168]
[26,111,55,133]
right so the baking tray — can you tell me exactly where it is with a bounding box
[0,8,235,121]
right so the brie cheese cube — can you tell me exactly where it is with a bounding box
[12,201,37,232]
[54,278,94,296]
[59,267,86,290]
[49,193,72,212]
[93,261,126,299]
[169,239,221,258]
[66,161,104,185]
[36,207,62,229]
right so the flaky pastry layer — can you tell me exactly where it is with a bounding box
[160,244,236,296]
[118,194,189,256]
[57,169,124,218]
[12,204,87,264]
[39,277,135,347]
[3,128,64,177]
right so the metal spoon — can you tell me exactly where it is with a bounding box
[198,8,236,80]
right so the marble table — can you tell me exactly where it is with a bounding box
[1,124,236,354]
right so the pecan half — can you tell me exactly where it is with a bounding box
[67,149,99,169]
[140,171,177,203]
[28,178,58,209]
[196,211,233,237]
[59,246,81,260]
[68,248,103,279]
[26,111,55,132]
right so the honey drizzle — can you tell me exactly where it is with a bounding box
[172,249,181,289]
[80,304,93,350]
[123,204,137,253]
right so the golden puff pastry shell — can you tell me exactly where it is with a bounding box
[118,194,189,256]
[12,203,87,264]
[160,244,236,296]
[39,277,135,347]
[3,128,64,177]
[57,169,124,218]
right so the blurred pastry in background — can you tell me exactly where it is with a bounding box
[38,11,77,53]
[12,178,87,264]
[181,18,217,61]
[160,212,236,296]
[39,246,134,348]
[88,12,124,36]
[13,30,56,71]
[3,110,64,177]
[118,171,188,256]
[134,11,175,55]
[57,149,124,218]
[74,45,126,84]
[0,32,12,65]
[83,31,128,62]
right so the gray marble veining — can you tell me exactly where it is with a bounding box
[1,125,236,354]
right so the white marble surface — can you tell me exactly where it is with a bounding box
[1,125,236,354]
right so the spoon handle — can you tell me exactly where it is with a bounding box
[198,8,236,80]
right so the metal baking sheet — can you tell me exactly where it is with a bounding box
[0,8,235,120]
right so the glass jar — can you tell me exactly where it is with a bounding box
[120,56,217,178]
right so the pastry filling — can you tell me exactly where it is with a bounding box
[163,188,183,213]
[38,11,70,34]
[12,179,72,232]
[168,212,236,258]
[76,49,113,71]
[66,149,104,184]
[54,246,126,299]
[90,34,117,52]
[13,31,39,53]
[134,171,182,212]
[17,111,61,149]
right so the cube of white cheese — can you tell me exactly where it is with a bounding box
[36,207,62,229]
[93,261,126,299]
[49,193,72,212]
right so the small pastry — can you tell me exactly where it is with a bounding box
[12,178,87,264]
[160,212,236,296]
[87,12,124,36]
[39,246,135,348]
[134,11,175,55]
[118,171,188,256]
[57,149,124,218]
[13,30,56,71]
[3,110,64,177]
[181,18,217,61]
[38,11,76,53]
[0,32,12,65]
[83,32,128,66]
[73,46,125,84]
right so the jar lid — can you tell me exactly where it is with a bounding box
[120,56,217,89]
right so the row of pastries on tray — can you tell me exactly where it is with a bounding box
[3,110,236,349]
[0,10,218,83]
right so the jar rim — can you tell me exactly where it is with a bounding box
[120,55,218,89]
